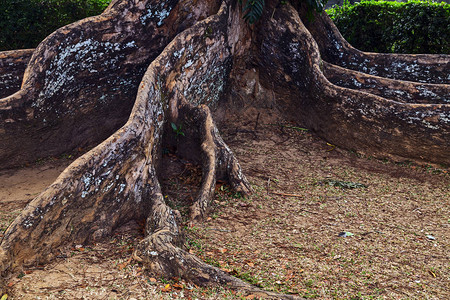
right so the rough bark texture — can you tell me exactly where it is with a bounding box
[0,0,222,169]
[0,0,448,297]
[254,2,449,165]
[302,8,450,84]
[0,49,33,99]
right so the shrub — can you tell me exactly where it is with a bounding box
[0,0,111,51]
[327,0,450,54]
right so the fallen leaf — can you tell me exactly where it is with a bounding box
[7,282,14,288]
[246,295,256,299]
[429,270,437,278]
[161,284,171,292]
[219,248,228,253]
[173,283,184,289]
[24,270,33,275]
[149,278,157,282]
[1,294,8,300]
[247,262,255,267]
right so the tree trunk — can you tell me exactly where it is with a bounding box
[0,0,448,297]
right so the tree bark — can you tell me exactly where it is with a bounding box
[0,0,448,297]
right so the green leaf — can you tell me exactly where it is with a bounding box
[171,122,178,131]
[242,0,265,24]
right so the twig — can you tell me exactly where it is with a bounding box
[268,123,309,132]
[300,208,319,215]
[254,112,260,131]
[206,228,232,232]
[272,191,304,198]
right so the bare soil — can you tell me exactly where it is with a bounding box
[1,121,449,299]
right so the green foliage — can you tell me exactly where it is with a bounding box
[327,0,450,54]
[0,0,111,51]
[170,122,185,138]
[240,0,266,24]
[239,0,328,24]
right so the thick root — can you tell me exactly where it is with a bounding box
[0,0,252,292]
[323,62,449,105]
[0,49,33,98]
[174,103,252,221]
[134,193,298,299]
[0,0,222,169]
[301,7,449,84]
[1,0,448,298]
[256,3,449,165]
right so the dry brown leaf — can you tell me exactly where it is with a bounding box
[219,248,227,253]
[173,283,184,289]
[246,295,256,299]
[247,262,255,267]
[149,277,157,282]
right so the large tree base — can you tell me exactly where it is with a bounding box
[0,0,448,297]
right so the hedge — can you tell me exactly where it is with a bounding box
[326,0,450,54]
[0,0,111,51]
[1,0,449,54]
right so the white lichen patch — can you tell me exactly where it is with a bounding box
[140,1,174,27]
[33,38,137,113]
[439,112,450,123]
[172,35,230,107]
[288,42,305,74]
[403,110,442,130]
[416,86,440,101]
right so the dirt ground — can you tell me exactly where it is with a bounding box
[0,121,449,299]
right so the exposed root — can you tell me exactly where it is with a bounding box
[1,0,449,298]
[134,194,300,299]
[0,1,255,296]
[302,8,449,84]
[257,3,449,165]
[174,103,253,221]
[0,0,222,169]
[323,62,450,105]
